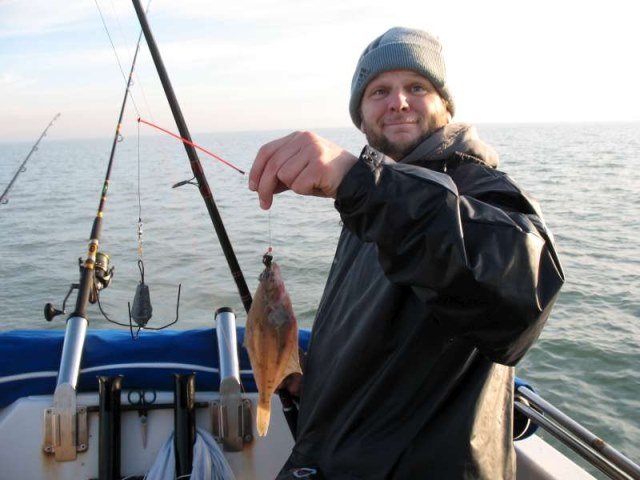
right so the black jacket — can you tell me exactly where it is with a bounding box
[287,124,564,479]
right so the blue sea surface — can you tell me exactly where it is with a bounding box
[1,122,638,473]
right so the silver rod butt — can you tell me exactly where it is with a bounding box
[214,307,244,451]
[57,316,88,388]
[215,308,240,382]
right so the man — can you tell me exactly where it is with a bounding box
[249,27,564,479]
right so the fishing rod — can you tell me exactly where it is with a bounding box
[0,112,60,205]
[45,27,145,323]
[130,0,301,442]
[131,0,252,314]
[40,15,148,463]
[44,27,145,353]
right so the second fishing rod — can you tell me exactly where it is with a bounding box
[131,0,252,315]
[40,16,147,466]
[0,113,60,206]
[130,0,300,441]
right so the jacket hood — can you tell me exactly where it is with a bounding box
[401,123,499,168]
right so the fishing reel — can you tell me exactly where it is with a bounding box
[91,252,114,303]
[44,251,114,321]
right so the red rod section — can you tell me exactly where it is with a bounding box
[138,117,245,175]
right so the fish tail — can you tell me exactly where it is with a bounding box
[256,398,272,436]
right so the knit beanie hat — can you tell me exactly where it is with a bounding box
[349,27,455,128]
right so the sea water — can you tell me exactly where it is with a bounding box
[0,123,638,472]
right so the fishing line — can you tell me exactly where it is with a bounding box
[58,0,181,338]
[123,86,182,339]
[106,0,156,124]
[268,210,273,256]
[137,120,144,259]
[133,70,155,125]
[108,0,131,54]
[94,0,142,117]
[107,0,128,50]
[133,0,253,315]
[44,3,147,326]
[131,0,298,435]
[129,117,147,339]
[137,118,246,175]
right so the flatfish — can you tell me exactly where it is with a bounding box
[244,253,302,436]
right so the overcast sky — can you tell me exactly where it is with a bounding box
[1,0,639,142]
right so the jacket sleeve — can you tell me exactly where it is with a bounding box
[334,147,564,365]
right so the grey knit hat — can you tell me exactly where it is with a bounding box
[349,27,455,128]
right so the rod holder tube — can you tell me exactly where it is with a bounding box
[214,307,244,451]
[57,316,88,388]
[174,373,196,477]
[215,307,240,382]
[98,376,123,480]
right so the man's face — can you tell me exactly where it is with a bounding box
[360,70,451,160]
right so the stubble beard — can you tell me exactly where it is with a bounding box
[362,112,449,161]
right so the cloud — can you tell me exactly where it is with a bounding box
[0,73,19,85]
[0,1,95,38]
[2,0,640,142]
[154,0,371,23]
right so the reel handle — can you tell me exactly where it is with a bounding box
[44,303,64,321]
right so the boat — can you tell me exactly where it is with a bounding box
[1,2,638,480]
[0,313,299,479]
[1,316,638,479]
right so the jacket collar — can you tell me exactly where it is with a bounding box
[400,123,499,168]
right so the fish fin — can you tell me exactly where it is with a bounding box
[256,397,271,436]
[282,345,303,378]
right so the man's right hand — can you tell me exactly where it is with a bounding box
[248,131,358,210]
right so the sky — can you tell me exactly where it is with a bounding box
[1,0,639,142]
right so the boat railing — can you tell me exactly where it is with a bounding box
[515,385,640,480]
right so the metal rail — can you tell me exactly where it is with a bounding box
[515,386,640,480]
